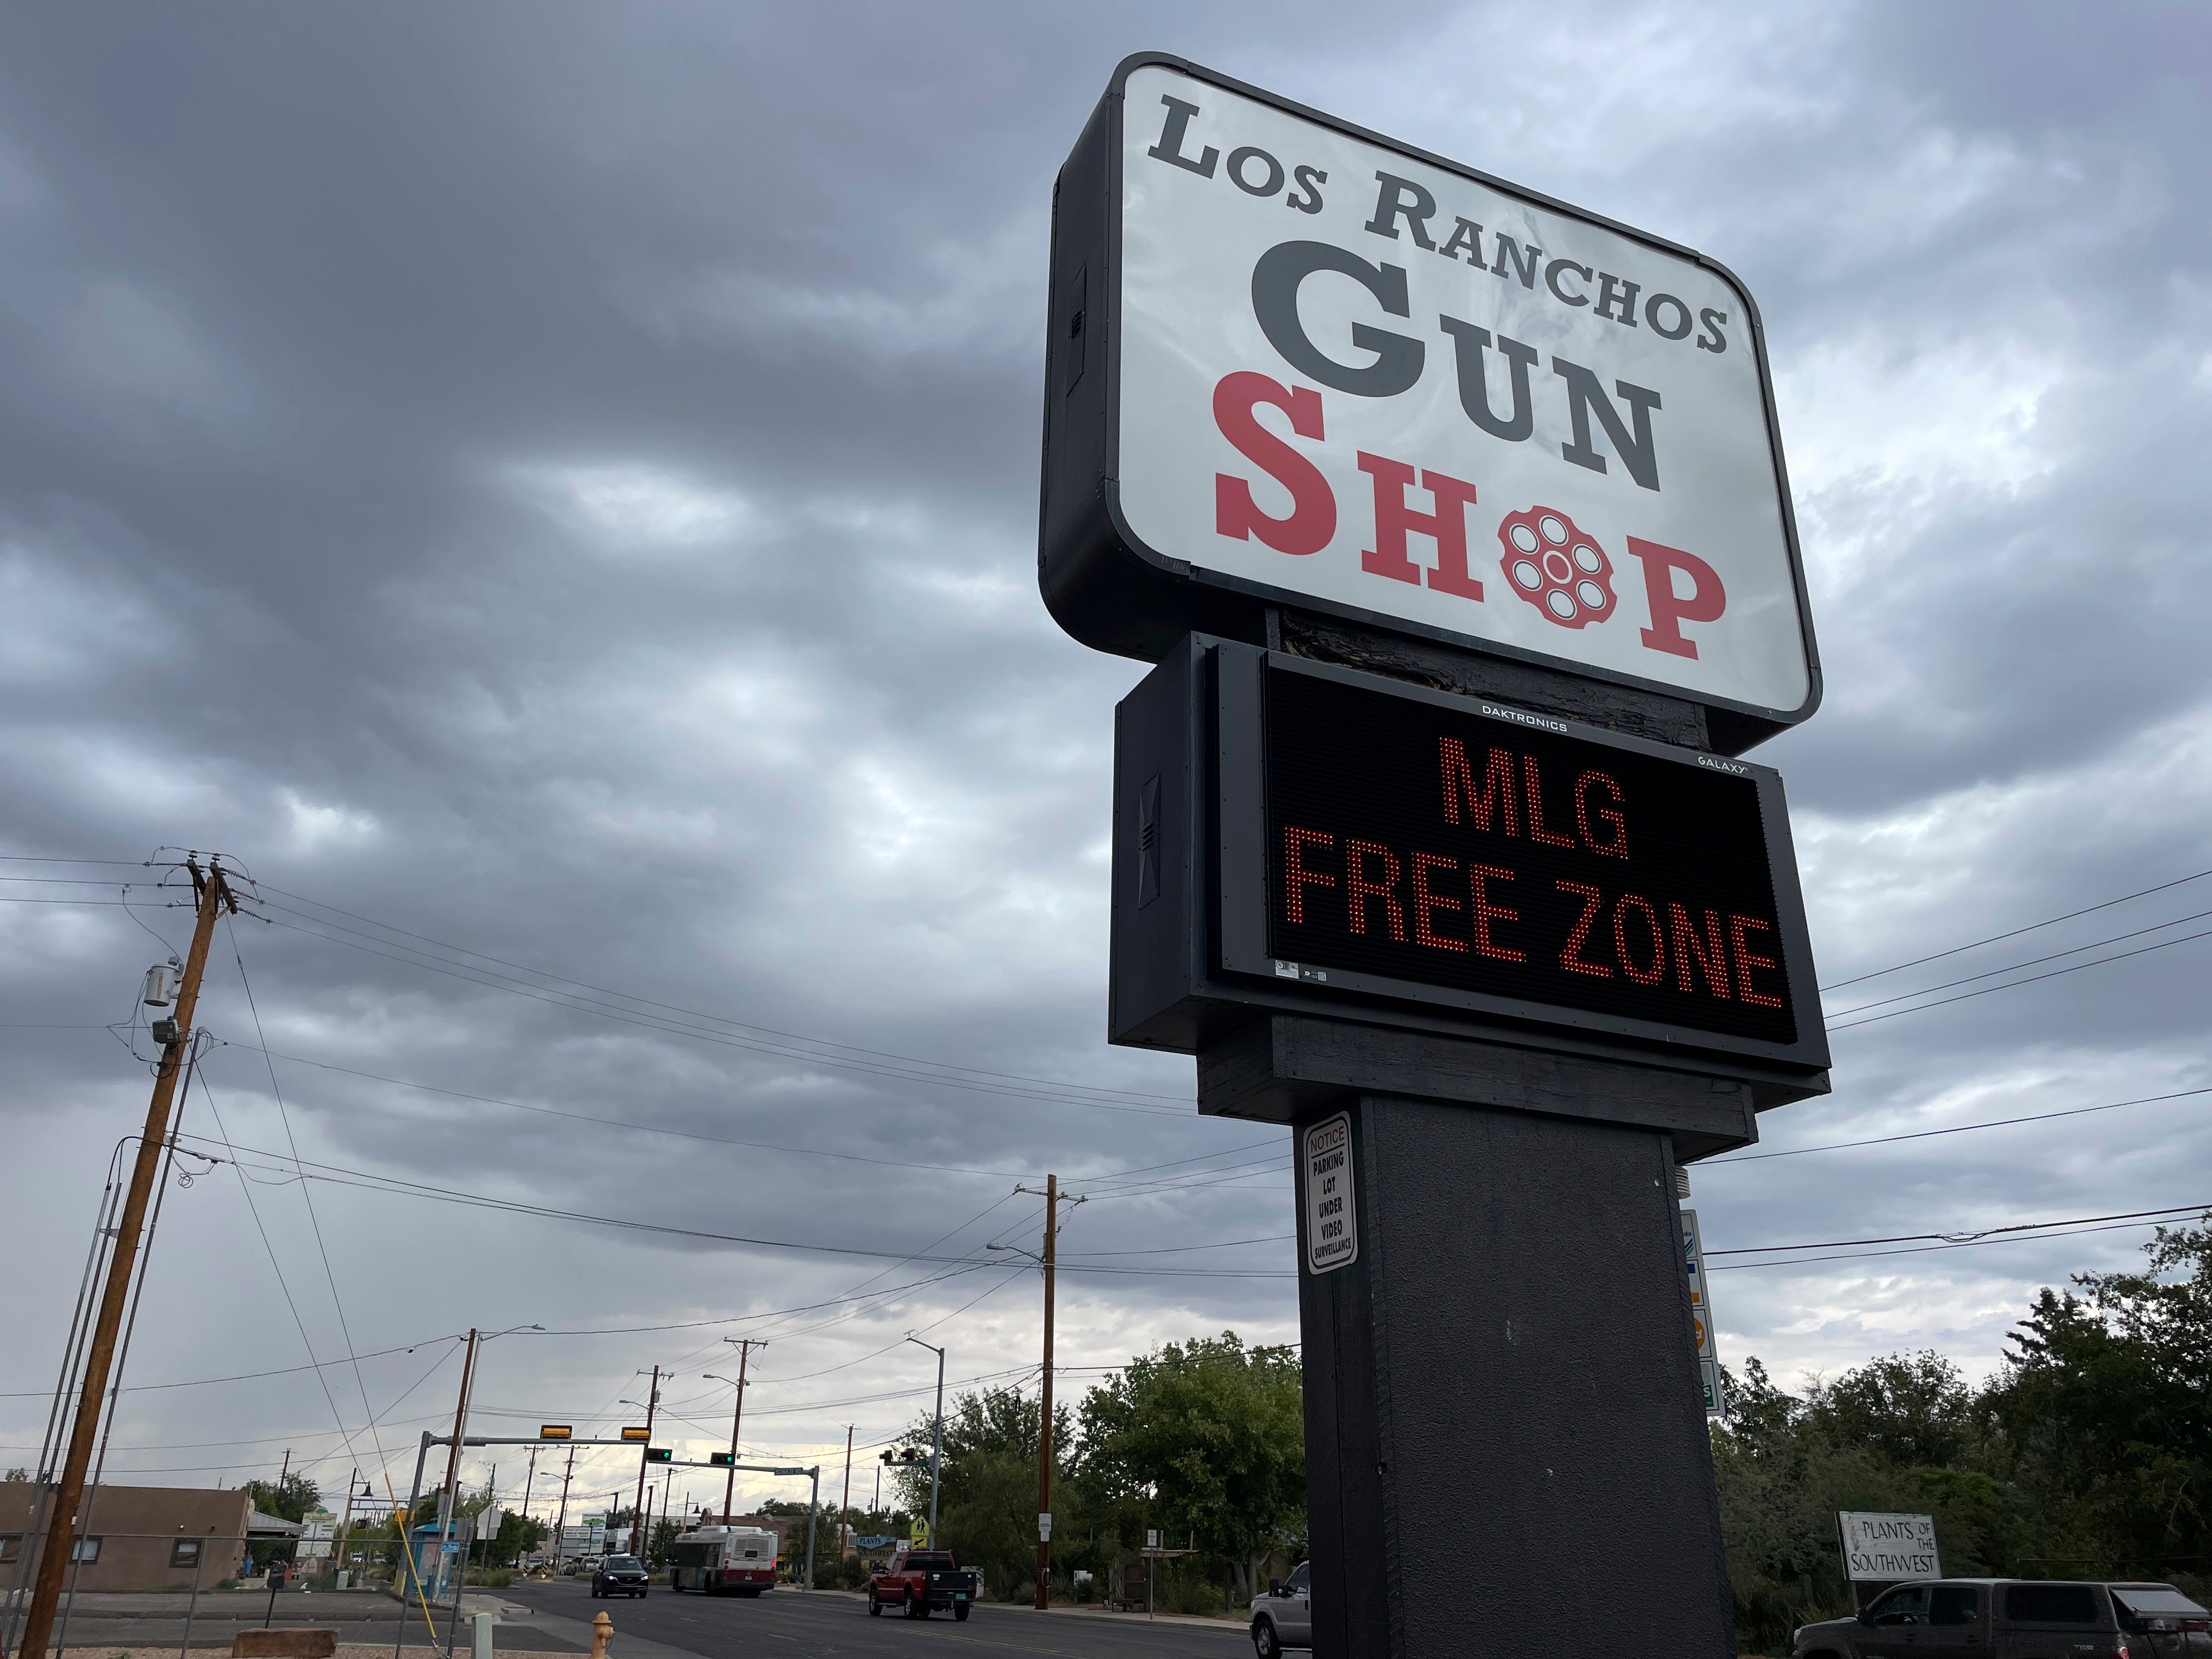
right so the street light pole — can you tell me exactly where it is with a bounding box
[1035,1175,1056,1610]
[903,1336,946,1548]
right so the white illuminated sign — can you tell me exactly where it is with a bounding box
[1112,61,1814,717]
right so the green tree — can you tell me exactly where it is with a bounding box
[1804,1351,1976,1469]
[1077,1332,1304,1602]
[894,1387,1076,1600]
[246,1472,320,1523]
[489,1511,545,1567]
[1979,1221,2212,1577]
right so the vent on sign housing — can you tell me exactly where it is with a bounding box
[1136,774,1161,908]
[1060,267,1087,398]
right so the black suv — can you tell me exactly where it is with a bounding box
[1793,1579,2210,1657]
[591,1555,650,1599]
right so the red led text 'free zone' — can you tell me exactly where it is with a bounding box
[1280,826,1785,1008]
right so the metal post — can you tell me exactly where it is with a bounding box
[804,1469,817,1592]
[1034,1173,1057,1610]
[928,1348,944,1548]
[837,1427,853,1572]
[443,1511,471,1658]
[393,1432,432,1659]
[65,1101,193,1659]
[5,1160,125,1659]
[176,1530,210,1659]
[337,1469,359,1589]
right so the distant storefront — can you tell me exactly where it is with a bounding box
[0,1483,257,1592]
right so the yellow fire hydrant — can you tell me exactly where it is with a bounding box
[590,1611,613,1659]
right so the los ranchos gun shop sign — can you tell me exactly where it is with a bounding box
[1041,54,1821,750]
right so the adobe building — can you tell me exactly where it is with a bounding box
[0,1483,264,1591]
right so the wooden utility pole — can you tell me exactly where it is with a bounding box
[629,1365,659,1554]
[719,1339,763,1523]
[551,1448,575,1564]
[518,1449,538,1549]
[1034,1173,1056,1610]
[15,859,234,1659]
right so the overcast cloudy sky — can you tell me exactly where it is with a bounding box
[4,0,2211,1522]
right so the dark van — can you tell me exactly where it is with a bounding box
[1793,1579,2211,1658]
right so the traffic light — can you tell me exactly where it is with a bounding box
[538,1426,573,1440]
[644,1447,672,1464]
[620,1427,650,1442]
[709,1452,735,1467]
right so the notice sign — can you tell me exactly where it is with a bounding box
[1255,659,1819,1061]
[1838,1512,1942,1583]
[1041,54,1819,740]
[1302,1113,1358,1272]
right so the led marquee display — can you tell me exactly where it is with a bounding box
[1106,639,1827,1084]
[1259,665,1799,1047]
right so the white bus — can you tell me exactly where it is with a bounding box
[668,1525,778,1596]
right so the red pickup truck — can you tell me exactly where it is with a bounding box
[868,1549,979,1620]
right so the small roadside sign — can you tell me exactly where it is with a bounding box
[1838,1512,1940,1582]
[1681,1209,1709,1316]
[910,1517,927,1544]
[1683,1209,1723,1415]
[1302,1112,1358,1273]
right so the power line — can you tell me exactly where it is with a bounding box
[208,1033,1254,1177]
[247,887,1189,1110]
[1705,1201,2211,1257]
[229,920,393,1505]
[1708,1217,2194,1273]
[1820,865,2212,992]
[190,1071,373,1477]
[175,1131,1300,1277]
[0,856,177,866]
[1827,923,2212,1032]
[1825,907,2212,1019]
[1703,1084,2212,1165]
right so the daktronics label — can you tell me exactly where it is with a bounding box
[1084,59,1815,719]
[1263,667,1798,1046]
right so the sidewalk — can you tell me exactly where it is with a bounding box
[1003,1602,1249,1634]
[7,1592,514,1623]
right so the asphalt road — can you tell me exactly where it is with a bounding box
[497,1579,1253,1659]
